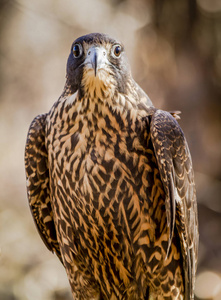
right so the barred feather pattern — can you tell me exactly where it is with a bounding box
[34,90,183,299]
[25,33,198,300]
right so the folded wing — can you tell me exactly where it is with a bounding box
[150,110,198,299]
[25,114,62,263]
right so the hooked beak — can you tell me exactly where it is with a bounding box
[85,46,108,77]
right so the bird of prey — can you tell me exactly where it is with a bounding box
[25,33,198,300]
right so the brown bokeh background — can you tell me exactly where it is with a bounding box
[0,0,221,299]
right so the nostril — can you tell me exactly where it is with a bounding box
[103,51,106,56]
[88,51,91,55]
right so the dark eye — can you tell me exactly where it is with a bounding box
[73,43,83,58]
[112,44,122,58]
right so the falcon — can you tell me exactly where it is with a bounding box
[25,33,198,300]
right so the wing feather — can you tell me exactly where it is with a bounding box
[150,109,198,299]
[25,114,63,263]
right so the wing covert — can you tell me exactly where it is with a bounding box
[150,109,198,299]
[25,114,62,263]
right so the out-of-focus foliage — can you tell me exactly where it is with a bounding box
[0,0,220,299]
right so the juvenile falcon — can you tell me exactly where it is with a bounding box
[25,33,198,300]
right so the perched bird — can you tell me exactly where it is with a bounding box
[25,33,198,300]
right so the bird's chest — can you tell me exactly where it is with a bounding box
[46,106,167,282]
[47,108,151,201]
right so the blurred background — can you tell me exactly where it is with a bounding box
[0,0,221,299]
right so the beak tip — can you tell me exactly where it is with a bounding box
[94,52,97,77]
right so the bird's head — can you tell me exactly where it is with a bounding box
[66,33,131,98]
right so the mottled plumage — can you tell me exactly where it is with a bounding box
[25,33,198,300]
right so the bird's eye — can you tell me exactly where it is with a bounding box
[73,43,83,58]
[112,44,122,58]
